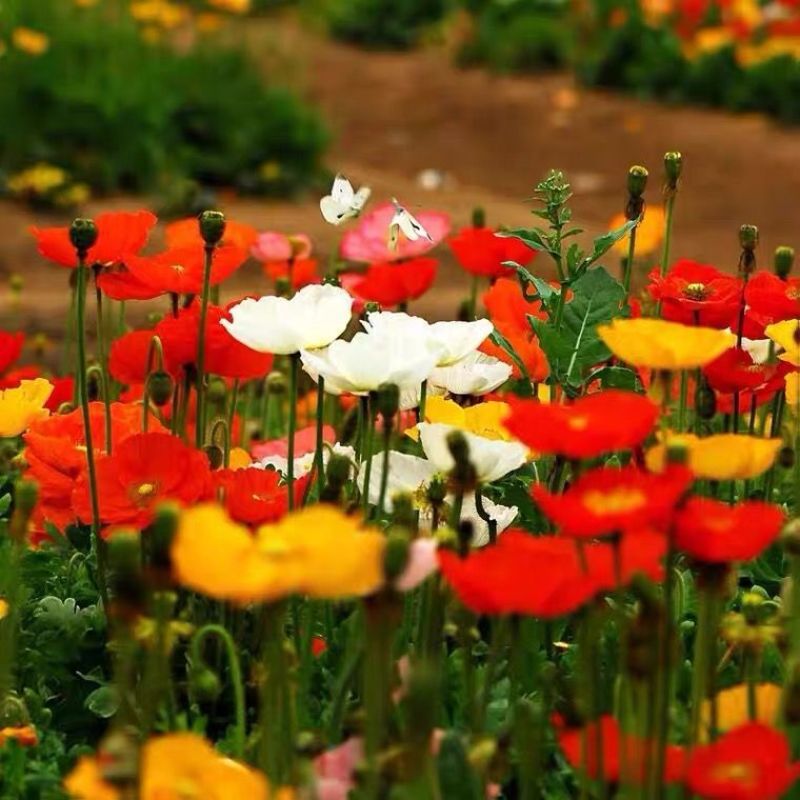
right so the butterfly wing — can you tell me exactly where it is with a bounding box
[352,186,371,212]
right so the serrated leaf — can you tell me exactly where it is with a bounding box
[531,267,628,391]
[512,263,556,310]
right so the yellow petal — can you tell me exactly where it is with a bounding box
[701,683,781,740]
[766,319,800,367]
[0,379,53,437]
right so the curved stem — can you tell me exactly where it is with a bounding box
[189,624,246,759]
[474,487,498,545]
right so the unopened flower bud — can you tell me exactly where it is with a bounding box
[14,479,38,518]
[189,666,222,703]
[149,503,179,579]
[69,218,98,255]
[447,431,477,492]
[664,151,682,190]
[472,207,486,228]
[363,301,381,316]
[107,532,145,618]
[375,383,400,420]
[198,210,225,246]
[322,274,342,288]
[384,529,410,582]
[391,492,416,528]
[57,402,75,415]
[739,224,759,252]
[206,377,228,405]
[266,371,286,395]
[203,444,224,470]
[694,381,717,420]
[627,165,648,198]
[275,276,291,298]
[146,371,173,407]
[775,246,795,280]
[779,446,795,470]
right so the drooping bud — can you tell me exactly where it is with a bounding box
[774,246,795,280]
[146,371,173,407]
[694,380,717,420]
[189,665,222,703]
[69,218,98,255]
[148,503,179,583]
[198,210,225,246]
[266,371,286,395]
[375,383,400,421]
[471,207,486,228]
[664,151,682,191]
[203,444,224,470]
[627,165,648,199]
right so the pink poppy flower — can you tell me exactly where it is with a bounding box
[340,202,450,263]
[251,232,312,263]
[250,424,336,460]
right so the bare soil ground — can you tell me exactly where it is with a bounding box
[3,13,800,337]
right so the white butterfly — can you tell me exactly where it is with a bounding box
[319,174,371,225]
[388,198,433,250]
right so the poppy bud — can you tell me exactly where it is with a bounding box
[384,529,410,582]
[275,276,291,298]
[57,402,75,415]
[324,453,351,490]
[149,503,179,579]
[69,218,98,255]
[391,492,416,529]
[695,381,717,420]
[0,692,30,727]
[322,274,342,288]
[375,382,400,420]
[107,532,146,619]
[627,165,648,199]
[267,371,286,395]
[739,224,759,252]
[779,446,795,469]
[447,431,477,492]
[198,210,225,246]
[472,207,486,228]
[146,371,173,407]
[664,151,682,190]
[13,479,38,518]
[363,301,381,316]
[782,518,800,557]
[189,666,222,703]
[206,377,227,405]
[87,370,102,402]
[774,246,795,280]
[203,444,224,470]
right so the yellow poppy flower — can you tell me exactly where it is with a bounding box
[406,396,513,442]
[0,599,7,620]
[765,319,800,367]
[11,28,49,56]
[7,163,67,195]
[0,379,53,437]
[172,504,385,603]
[228,447,252,470]
[64,733,274,800]
[785,372,800,414]
[610,205,665,257]
[597,319,735,370]
[700,683,781,741]
[0,725,37,748]
[646,432,781,480]
[208,0,251,12]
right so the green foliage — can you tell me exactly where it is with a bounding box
[0,0,327,199]
[319,0,449,49]
[457,0,572,73]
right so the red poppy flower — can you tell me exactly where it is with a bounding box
[647,260,741,328]
[745,271,800,322]
[532,464,692,538]
[482,277,546,336]
[43,376,74,412]
[96,268,162,301]
[24,402,161,538]
[686,722,800,800]
[155,303,273,380]
[437,528,666,617]
[165,217,258,251]
[214,467,308,526]
[674,497,784,563]
[555,715,687,785]
[349,257,437,307]
[251,424,336,460]
[125,242,248,296]
[72,432,213,530]
[264,258,319,290]
[30,210,157,268]
[703,348,775,394]
[504,390,658,459]
[0,331,24,375]
[715,361,793,415]
[0,365,40,389]
[449,227,535,278]
[109,329,182,386]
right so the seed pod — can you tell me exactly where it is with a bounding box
[198,210,225,246]
[774,246,795,280]
[69,218,98,254]
[664,151,682,190]
[627,165,648,199]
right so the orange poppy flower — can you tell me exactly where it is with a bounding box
[504,390,658,459]
[686,722,800,800]
[30,210,157,268]
[674,497,784,563]
[72,432,213,530]
[165,217,258,250]
[0,331,24,375]
[350,257,437,307]
[746,271,800,322]
[532,464,692,538]
[214,467,308,527]
[482,277,546,336]
[438,528,666,617]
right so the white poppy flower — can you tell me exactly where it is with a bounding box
[429,351,512,396]
[254,443,356,479]
[358,451,517,545]
[418,422,527,483]
[363,312,493,367]
[300,329,441,396]
[222,284,353,355]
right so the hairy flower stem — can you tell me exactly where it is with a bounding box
[361,395,376,514]
[189,624,246,759]
[376,412,393,517]
[314,377,326,499]
[622,228,638,298]
[689,586,721,744]
[194,243,215,448]
[75,250,108,609]
[225,379,239,467]
[287,353,300,510]
[780,555,800,732]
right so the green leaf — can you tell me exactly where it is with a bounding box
[531,267,628,391]
[499,228,558,260]
[0,494,10,517]
[437,732,483,800]
[512,263,556,308]
[574,217,639,276]
[589,365,640,391]
[85,685,119,719]
[488,330,530,383]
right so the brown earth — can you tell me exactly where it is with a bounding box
[3,12,800,338]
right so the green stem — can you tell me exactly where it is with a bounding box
[419,379,428,421]
[376,413,392,517]
[226,379,239,467]
[689,585,720,744]
[474,487,498,544]
[75,252,108,608]
[361,395,376,514]
[195,243,215,447]
[287,354,300,510]
[622,227,638,297]
[656,193,676,316]
[468,275,479,319]
[189,624,246,759]
[315,376,326,499]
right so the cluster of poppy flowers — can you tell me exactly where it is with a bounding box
[1,183,799,800]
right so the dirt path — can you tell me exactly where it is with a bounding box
[3,13,800,336]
